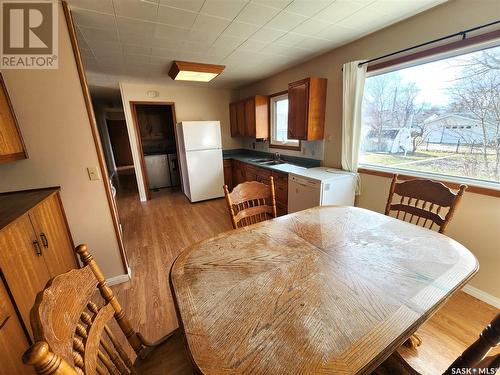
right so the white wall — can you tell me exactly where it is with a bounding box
[0,3,126,279]
[119,82,242,201]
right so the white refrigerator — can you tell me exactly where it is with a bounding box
[176,121,224,202]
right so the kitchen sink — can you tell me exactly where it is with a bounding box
[250,158,273,162]
[261,160,285,165]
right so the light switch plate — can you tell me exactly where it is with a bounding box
[87,167,101,181]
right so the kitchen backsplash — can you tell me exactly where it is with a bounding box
[241,139,324,160]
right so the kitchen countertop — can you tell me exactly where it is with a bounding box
[223,150,319,175]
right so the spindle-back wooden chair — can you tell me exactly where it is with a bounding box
[374,313,500,375]
[22,244,192,375]
[224,177,277,229]
[385,174,467,234]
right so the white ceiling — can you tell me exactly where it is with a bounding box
[68,0,447,90]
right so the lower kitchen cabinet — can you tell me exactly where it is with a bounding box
[226,159,288,217]
[0,188,76,373]
[223,159,233,190]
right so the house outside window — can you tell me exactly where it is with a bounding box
[359,43,500,186]
[270,93,300,149]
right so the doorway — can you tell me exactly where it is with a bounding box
[107,118,134,172]
[130,102,180,200]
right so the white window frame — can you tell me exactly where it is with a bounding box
[269,93,300,149]
[359,38,500,190]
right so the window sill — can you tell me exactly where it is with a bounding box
[358,165,500,198]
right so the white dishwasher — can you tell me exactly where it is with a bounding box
[288,167,357,213]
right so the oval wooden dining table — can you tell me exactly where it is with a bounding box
[170,206,478,375]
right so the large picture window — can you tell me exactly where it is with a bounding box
[360,43,500,186]
[270,93,300,149]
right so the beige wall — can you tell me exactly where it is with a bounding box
[0,3,125,279]
[239,0,500,300]
[119,82,242,201]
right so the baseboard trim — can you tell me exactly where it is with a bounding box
[107,266,132,286]
[462,285,500,309]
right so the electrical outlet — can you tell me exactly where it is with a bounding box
[87,167,101,181]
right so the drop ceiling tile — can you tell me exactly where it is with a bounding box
[118,30,155,45]
[223,21,260,38]
[238,38,268,52]
[338,6,390,30]
[150,38,184,50]
[158,0,205,12]
[66,0,114,14]
[235,3,280,25]
[192,14,232,34]
[154,23,189,40]
[266,11,307,31]
[185,28,223,44]
[122,44,152,55]
[157,5,198,27]
[94,49,124,61]
[314,24,360,42]
[79,26,119,42]
[124,53,151,64]
[274,32,305,46]
[251,0,293,10]
[292,18,330,36]
[284,0,334,16]
[72,9,116,30]
[313,0,368,24]
[295,36,333,51]
[117,17,156,36]
[150,55,172,65]
[249,26,285,42]
[200,0,248,19]
[113,0,159,22]
[212,34,246,49]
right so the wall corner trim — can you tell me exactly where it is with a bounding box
[462,284,500,309]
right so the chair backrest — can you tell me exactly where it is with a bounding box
[445,313,500,374]
[224,177,277,229]
[23,245,146,375]
[384,174,466,233]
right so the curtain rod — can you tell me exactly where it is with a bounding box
[357,20,500,67]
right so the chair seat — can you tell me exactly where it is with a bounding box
[134,330,194,375]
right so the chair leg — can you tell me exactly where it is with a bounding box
[403,333,423,349]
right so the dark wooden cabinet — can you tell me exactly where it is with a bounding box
[288,77,327,141]
[229,96,269,139]
[0,188,76,372]
[0,73,27,163]
[223,159,233,190]
[226,160,288,217]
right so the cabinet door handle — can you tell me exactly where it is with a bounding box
[33,240,42,256]
[40,233,49,248]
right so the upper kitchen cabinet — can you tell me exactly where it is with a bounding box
[0,74,27,163]
[229,96,268,139]
[288,77,327,141]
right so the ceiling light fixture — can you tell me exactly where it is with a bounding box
[168,60,225,82]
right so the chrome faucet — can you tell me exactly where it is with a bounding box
[274,152,281,161]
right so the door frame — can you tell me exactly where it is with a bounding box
[129,101,179,201]
[62,2,129,273]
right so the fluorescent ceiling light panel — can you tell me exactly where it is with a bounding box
[168,61,225,82]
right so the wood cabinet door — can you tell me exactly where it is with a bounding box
[0,74,26,163]
[0,276,34,374]
[232,161,245,186]
[29,194,76,278]
[229,102,239,137]
[288,79,309,140]
[236,101,246,137]
[244,98,256,138]
[0,216,51,338]
[223,160,233,190]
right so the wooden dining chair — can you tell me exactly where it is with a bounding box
[22,244,193,375]
[385,174,467,234]
[385,175,467,349]
[224,177,277,229]
[374,313,500,375]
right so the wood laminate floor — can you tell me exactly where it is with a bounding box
[110,174,498,374]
